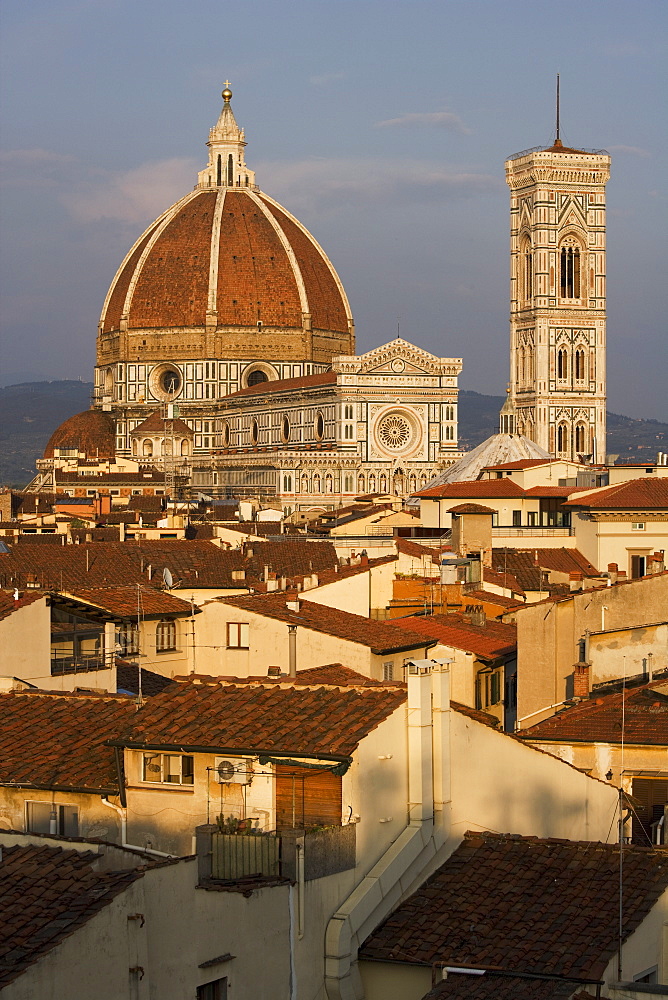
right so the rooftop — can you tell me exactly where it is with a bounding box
[110,675,406,760]
[0,690,135,793]
[564,478,668,510]
[58,585,196,620]
[224,371,337,399]
[360,831,668,980]
[0,590,45,622]
[0,843,142,989]
[220,592,433,654]
[389,613,517,661]
[521,680,668,746]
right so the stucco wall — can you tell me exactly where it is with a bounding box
[0,597,50,681]
[588,622,667,684]
[301,571,371,616]
[573,513,668,575]
[0,787,121,843]
[513,574,668,729]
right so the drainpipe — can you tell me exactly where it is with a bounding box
[100,798,173,858]
[324,663,451,1000]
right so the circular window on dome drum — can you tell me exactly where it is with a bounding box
[149,364,182,401]
[375,410,417,454]
[281,415,290,444]
[247,370,269,387]
[251,420,259,445]
[315,411,325,442]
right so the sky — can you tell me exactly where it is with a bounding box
[1,0,666,420]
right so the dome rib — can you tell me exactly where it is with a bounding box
[129,191,217,329]
[259,194,352,334]
[248,190,309,317]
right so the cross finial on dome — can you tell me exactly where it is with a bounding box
[222,81,232,103]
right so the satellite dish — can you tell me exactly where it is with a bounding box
[163,567,174,589]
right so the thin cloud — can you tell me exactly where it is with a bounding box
[608,144,650,158]
[0,148,75,166]
[257,156,498,214]
[60,158,198,224]
[375,111,471,134]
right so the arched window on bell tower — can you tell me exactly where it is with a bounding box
[227,154,234,186]
[557,348,569,381]
[574,348,586,382]
[575,422,587,455]
[521,237,533,302]
[557,422,570,456]
[560,237,581,299]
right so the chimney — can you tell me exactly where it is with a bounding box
[607,563,618,585]
[286,598,300,612]
[569,571,583,592]
[288,625,297,678]
[267,665,281,678]
[573,662,590,699]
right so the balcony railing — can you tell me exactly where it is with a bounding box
[492,526,574,537]
[50,655,107,675]
[198,823,356,883]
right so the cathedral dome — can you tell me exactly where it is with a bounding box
[98,88,353,367]
[43,410,116,460]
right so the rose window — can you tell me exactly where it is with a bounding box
[378,413,413,450]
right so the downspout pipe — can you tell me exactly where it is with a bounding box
[325,664,451,1000]
[100,798,174,858]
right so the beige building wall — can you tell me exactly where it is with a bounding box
[572,512,668,577]
[0,597,50,681]
[588,621,667,684]
[0,787,122,843]
[512,574,668,729]
[195,598,429,680]
[1,855,292,1000]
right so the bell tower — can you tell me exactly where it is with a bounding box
[504,100,611,462]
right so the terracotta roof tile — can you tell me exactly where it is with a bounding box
[0,590,44,622]
[564,479,668,510]
[130,411,193,437]
[415,480,526,499]
[389,614,516,660]
[43,410,116,461]
[111,676,406,759]
[60,585,195,619]
[521,681,668,746]
[465,589,525,610]
[360,831,668,979]
[224,371,337,400]
[220,593,433,654]
[0,843,142,988]
[0,691,135,792]
[448,503,496,514]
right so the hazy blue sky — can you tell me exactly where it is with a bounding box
[1,0,666,418]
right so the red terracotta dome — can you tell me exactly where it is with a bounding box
[43,410,116,460]
[100,189,352,340]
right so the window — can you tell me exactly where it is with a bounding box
[143,753,194,785]
[315,411,325,441]
[476,669,502,709]
[26,801,79,837]
[560,241,581,298]
[283,474,293,492]
[630,555,647,579]
[575,423,587,454]
[156,619,176,652]
[574,348,586,381]
[117,624,139,655]
[524,244,533,300]
[227,622,249,649]
[512,510,522,527]
[527,511,537,526]
[383,661,394,681]
[247,369,268,387]
[557,348,568,380]
[197,979,228,1000]
[281,415,290,443]
[631,522,646,531]
[557,422,570,455]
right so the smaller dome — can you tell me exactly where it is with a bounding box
[44,410,116,460]
[423,433,551,489]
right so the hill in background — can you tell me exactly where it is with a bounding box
[0,381,666,488]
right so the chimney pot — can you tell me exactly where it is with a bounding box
[573,662,590,698]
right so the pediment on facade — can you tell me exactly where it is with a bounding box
[332,338,462,376]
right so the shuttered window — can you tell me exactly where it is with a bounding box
[275,765,342,830]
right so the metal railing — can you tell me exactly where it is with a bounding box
[491,526,574,537]
[206,824,356,882]
[50,655,107,675]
